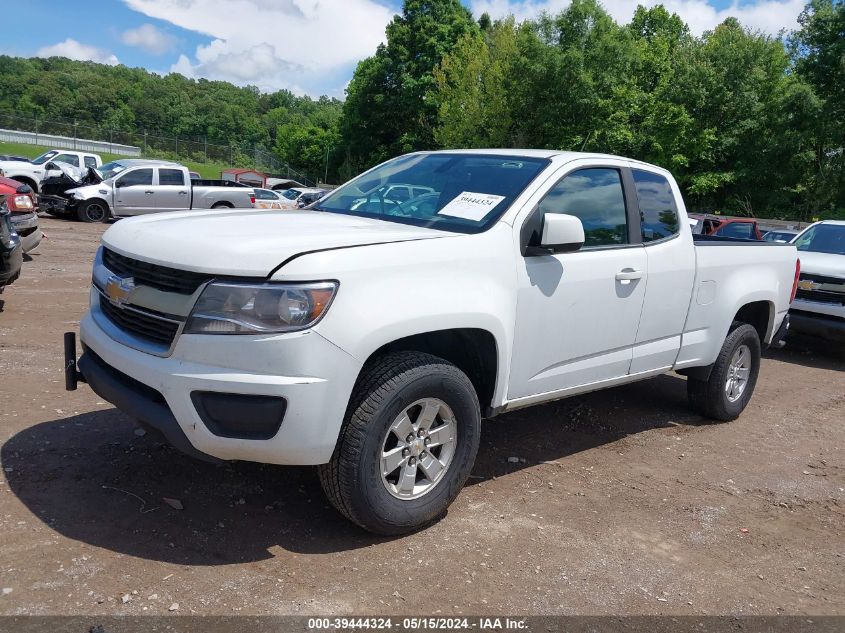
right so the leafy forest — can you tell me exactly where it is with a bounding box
[0,0,842,220]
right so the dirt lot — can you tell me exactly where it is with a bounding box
[0,217,842,616]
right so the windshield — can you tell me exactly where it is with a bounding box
[31,150,59,165]
[793,224,845,255]
[281,189,299,200]
[98,161,127,181]
[313,153,549,233]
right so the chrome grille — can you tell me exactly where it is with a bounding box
[103,248,211,295]
[99,295,181,346]
[796,274,845,306]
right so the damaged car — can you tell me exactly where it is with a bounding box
[0,198,22,294]
[38,162,103,219]
[0,176,42,253]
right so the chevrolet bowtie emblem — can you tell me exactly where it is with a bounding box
[797,280,818,291]
[104,274,136,307]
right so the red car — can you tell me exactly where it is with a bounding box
[0,176,42,253]
[688,214,763,240]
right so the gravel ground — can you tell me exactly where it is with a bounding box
[0,217,842,616]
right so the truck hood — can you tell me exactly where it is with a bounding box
[101,209,453,277]
[0,160,40,173]
[797,250,845,279]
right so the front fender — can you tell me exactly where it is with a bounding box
[275,224,518,407]
[68,184,112,202]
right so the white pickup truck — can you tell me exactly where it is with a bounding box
[65,159,255,222]
[789,220,845,343]
[65,150,799,535]
[0,149,102,193]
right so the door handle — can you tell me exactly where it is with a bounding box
[144,190,154,195]
[615,268,643,283]
[178,191,188,195]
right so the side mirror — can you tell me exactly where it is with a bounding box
[540,213,585,253]
[114,179,124,188]
[45,162,57,170]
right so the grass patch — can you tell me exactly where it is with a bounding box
[0,141,230,180]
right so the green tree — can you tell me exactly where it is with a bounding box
[434,18,517,148]
[790,0,845,211]
[340,0,479,170]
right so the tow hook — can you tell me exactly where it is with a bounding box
[64,332,86,391]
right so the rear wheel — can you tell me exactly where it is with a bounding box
[211,202,232,209]
[318,351,481,535]
[77,199,109,223]
[687,323,761,421]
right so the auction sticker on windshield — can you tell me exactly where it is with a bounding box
[438,191,506,221]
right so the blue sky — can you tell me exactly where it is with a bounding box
[0,0,806,98]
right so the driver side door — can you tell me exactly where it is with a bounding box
[508,163,648,401]
[113,168,154,216]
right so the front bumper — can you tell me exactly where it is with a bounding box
[77,310,362,465]
[789,309,845,344]
[11,212,42,253]
[0,244,22,289]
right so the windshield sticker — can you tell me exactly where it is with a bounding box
[437,192,506,221]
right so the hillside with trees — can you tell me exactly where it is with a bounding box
[0,0,842,219]
[0,55,343,182]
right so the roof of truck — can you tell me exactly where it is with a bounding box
[411,149,668,170]
[110,158,182,167]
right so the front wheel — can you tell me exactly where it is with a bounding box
[76,199,110,223]
[318,351,481,535]
[687,323,761,421]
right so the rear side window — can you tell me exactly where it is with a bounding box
[159,169,185,186]
[84,156,97,169]
[633,170,680,242]
[54,153,80,167]
[539,168,628,247]
[716,222,754,239]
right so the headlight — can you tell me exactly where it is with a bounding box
[185,281,338,334]
[12,195,34,210]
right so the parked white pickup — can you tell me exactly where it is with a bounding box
[788,220,845,343]
[68,149,800,534]
[66,159,255,222]
[0,149,102,193]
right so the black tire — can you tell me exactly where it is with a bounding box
[687,323,761,421]
[211,202,232,209]
[318,351,481,535]
[77,199,110,223]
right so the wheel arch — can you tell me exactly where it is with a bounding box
[679,301,774,382]
[733,299,775,342]
[79,197,112,220]
[359,328,500,416]
[10,176,38,193]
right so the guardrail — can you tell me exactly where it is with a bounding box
[0,128,141,156]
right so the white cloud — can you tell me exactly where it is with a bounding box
[470,0,806,36]
[121,23,177,54]
[36,38,119,65]
[122,0,394,94]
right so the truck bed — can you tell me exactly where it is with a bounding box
[674,238,797,370]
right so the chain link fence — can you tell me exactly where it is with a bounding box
[0,111,317,187]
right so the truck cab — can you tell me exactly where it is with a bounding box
[0,149,102,193]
